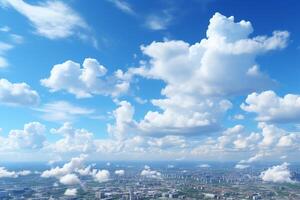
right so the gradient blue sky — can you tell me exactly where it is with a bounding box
[0,0,300,163]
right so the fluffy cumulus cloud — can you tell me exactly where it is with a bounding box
[191,121,300,160]
[138,97,231,136]
[214,125,260,151]
[0,12,295,161]
[258,123,300,149]
[107,101,136,140]
[41,58,129,98]
[137,13,288,96]
[242,90,300,123]
[64,188,77,196]
[115,169,125,176]
[0,0,88,40]
[0,122,46,151]
[0,167,31,178]
[48,123,95,153]
[41,154,87,178]
[123,12,289,137]
[42,154,111,185]
[97,110,299,160]
[59,173,81,185]
[107,98,229,138]
[260,163,294,183]
[94,170,110,182]
[140,165,161,179]
[0,78,39,106]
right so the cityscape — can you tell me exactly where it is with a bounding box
[0,160,299,199]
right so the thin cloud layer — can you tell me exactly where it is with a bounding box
[1,0,88,39]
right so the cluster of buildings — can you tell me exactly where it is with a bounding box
[0,164,299,199]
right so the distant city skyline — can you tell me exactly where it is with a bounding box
[0,0,300,165]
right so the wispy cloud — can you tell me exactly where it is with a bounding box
[107,0,135,15]
[145,11,173,30]
[0,25,24,68]
[0,42,13,68]
[0,26,10,32]
[1,0,88,39]
[35,101,94,122]
[0,0,98,48]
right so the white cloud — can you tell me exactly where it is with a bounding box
[77,165,96,176]
[9,33,24,44]
[107,101,136,140]
[280,155,287,160]
[0,57,8,68]
[137,13,288,96]
[41,58,129,98]
[240,152,269,164]
[1,0,88,40]
[140,166,161,179]
[41,154,87,178]
[147,135,187,149]
[17,170,31,176]
[0,41,13,68]
[0,42,13,52]
[258,123,285,148]
[0,26,10,32]
[215,125,259,150]
[134,96,147,104]
[0,27,24,68]
[198,164,210,168]
[124,12,288,137]
[48,123,95,153]
[59,173,81,185]
[4,122,46,150]
[0,78,39,106]
[0,167,31,178]
[108,0,135,15]
[260,163,294,183]
[242,90,300,123]
[277,133,299,148]
[0,167,18,178]
[234,114,245,120]
[94,170,110,182]
[233,132,261,150]
[145,10,172,31]
[36,101,94,122]
[138,98,231,136]
[115,169,125,176]
[42,154,112,186]
[191,121,300,160]
[64,188,77,196]
[235,164,249,169]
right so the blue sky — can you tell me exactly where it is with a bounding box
[0,0,300,164]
